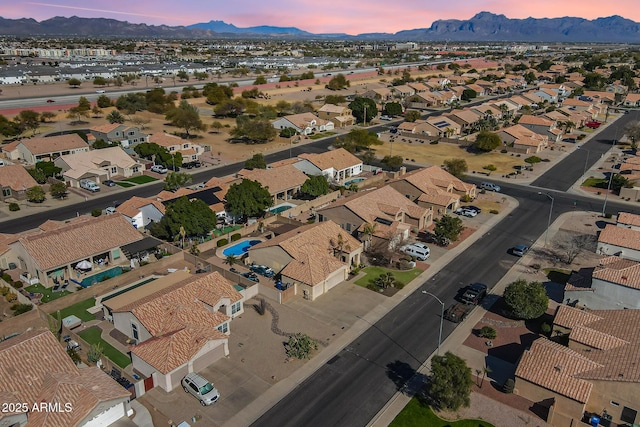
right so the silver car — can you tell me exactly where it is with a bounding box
[181,373,220,406]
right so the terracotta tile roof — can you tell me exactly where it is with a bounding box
[401,165,475,194]
[237,164,308,195]
[448,109,482,124]
[148,132,186,148]
[562,98,591,107]
[516,338,600,403]
[155,187,195,202]
[298,148,361,172]
[16,215,144,270]
[116,196,166,218]
[130,326,228,374]
[19,134,87,155]
[279,112,332,130]
[518,115,554,127]
[617,212,640,228]
[59,146,140,180]
[598,224,640,251]
[281,252,346,287]
[318,104,348,114]
[592,256,640,290]
[417,188,460,207]
[0,139,22,153]
[0,165,38,192]
[0,330,128,426]
[117,272,241,336]
[89,123,122,134]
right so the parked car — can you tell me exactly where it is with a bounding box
[455,207,478,217]
[379,115,392,121]
[241,271,260,282]
[150,165,168,174]
[184,161,202,169]
[444,303,472,323]
[105,206,116,215]
[250,264,275,278]
[79,179,100,193]
[511,244,529,257]
[103,179,116,187]
[585,121,601,129]
[181,373,220,406]
[400,243,430,261]
[465,206,482,214]
[460,283,488,305]
[480,182,501,192]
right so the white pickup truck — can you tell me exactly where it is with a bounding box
[80,179,100,192]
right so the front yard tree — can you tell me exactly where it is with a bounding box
[26,186,46,203]
[163,172,192,191]
[165,100,206,138]
[474,130,502,152]
[244,153,267,170]
[150,197,217,241]
[225,179,273,219]
[434,215,464,242]
[334,128,382,153]
[624,120,640,148]
[381,155,404,170]
[384,102,403,117]
[300,175,330,197]
[134,142,173,166]
[443,158,468,179]
[428,351,473,411]
[349,97,377,124]
[49,182,68,199]
[461,88,477,101]
[230,116,276,144]
[553,232,595,264]
[35,161,62,179]
[503,279,549,320]
[404,110,421,122]
[176,70,189,82]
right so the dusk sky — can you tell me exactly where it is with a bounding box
[4,1,639,34]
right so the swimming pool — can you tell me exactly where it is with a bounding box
[270,203,296,214]
[79,266,123,288]
[344,177,365,186]
[222,239,262,257]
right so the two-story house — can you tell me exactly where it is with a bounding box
[148,132,206,163]
[89,123,148,147]
[317,104,355,128]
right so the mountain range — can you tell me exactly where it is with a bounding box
[1,12,640,43]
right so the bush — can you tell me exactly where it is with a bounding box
[503,378,515,394]
[0,286,9,296]
[461,194,472,203]
[91,209,102,217]
[490,209,499,214]
[230,233,241,242]
[367,283,381,292]
[394,281,406,290]
[11,303,32,315]
[2,273,12,283]
[500,149,508,153]
[216,238,228,247]
[5,293,17,303]
[8,203,19,212]
[604,213,612,219]
[483,164,497,172]
[479,326,497,339]
[12,281,22,289]
[541,322,552,335]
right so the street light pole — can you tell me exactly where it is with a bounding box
[421,290,444,356]
[538,192,554,247]
[602,135,618,217]
[578,146,590,177]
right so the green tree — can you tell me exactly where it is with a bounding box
[503,279,549,320]
[224,255,238,268]
[434,214,464,242]
[324,95,346,105]
[373,272,399,289]
[253,75,267,85]
[611,174,634,194]
[193,71,208,81]
[334,128,382,153]
[225,179,273,219]
[106,110,125,124]
[381,155,404,170]
[384,102,403,117]
[96,94,112,108]
[68,78,81,88]
[87,343,103,365]
[474,130,501,152]
[115,92,147,114]
[176,70,189,82]
[0,115,21,138]
[300,175,330,197]
[326,74,350,90]
[404,110,421,122]
[28,168,46,184]
[163,172,193,191]
[203,83,233,105]
[35,161,62,179]
[26,186,46,203]
[285,333,318,359]
[15,110,41,135]
[443,158,468,179]
[428,351,473,411]
[230,116,276,143]
[93,76,107,86]
[461,88,477,101]
[165,100,206,137]
[49,182,68,199]
[91,105,103,118]
[244,153,267,170]
[150,197,217,240]
[349,97,377,124]
[214,98,246,117]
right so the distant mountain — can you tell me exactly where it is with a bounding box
[1,13,640,42]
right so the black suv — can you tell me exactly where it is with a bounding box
[460,283,488,305]
[184,161,202,169]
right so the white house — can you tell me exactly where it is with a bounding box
[294,148,363,183]
[272,112,335,135]
[114,196,166,229]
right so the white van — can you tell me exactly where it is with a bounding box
[400,243,430,261]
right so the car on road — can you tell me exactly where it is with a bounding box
[455,207,478,217]
[150,165,168,174]
[250,264,275,278]
[480,182,501,192]
[46,99,55,103]
[103,179,116,187]
[379,115,392,121]
[181,373,220,406]
[511,244,529,257]
[96,90,105,94]
[460,283,488,305]
[241,271,260,282]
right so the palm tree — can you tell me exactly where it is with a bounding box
[374,272,398,289]
[224,255,238,268]
[361,222,377,251]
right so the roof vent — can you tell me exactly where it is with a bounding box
[554,365,562,371]
[621,276,628,280]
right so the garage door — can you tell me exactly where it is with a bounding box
[323,268,346,293]
[83,403,126,427]
[193,343,226,372]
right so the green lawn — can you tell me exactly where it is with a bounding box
[79,327,131,369]
[24,283,71,303]
[115,182,135,188]
[390,397,494,427]
[58,298,96,322]
[355,266,423,288]
[582,177,607,188]
[212,225,242,237]
[123,175,158,184]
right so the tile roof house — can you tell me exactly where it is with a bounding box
[54,146,143,188]
[104,270,243,392]
[0,164,39,202]
[294,148,363,183]
[0,329,130,427]
[250,221,362,301]
[236,164,309,204]
[115,196,166,229]
[616,212,640,231]
[404,92,442,109]
[89,123,148,147]
[623,93,640,107]
[517,114,562,142]
[14,134,89,164]
[516,305,640,427]
[316,185,432,244]
[498,124,549,154]
[446,109,483,134]
[387,166,476,217]
[148,132,205,163]
[317,104,355,128]
[597,224,640,262]
[271,113,335,135]
[7,214,146,287]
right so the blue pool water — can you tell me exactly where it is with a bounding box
[80,266,123,288]
[344,177,365,186]
[270,203,295,214]
[223,239,262,257]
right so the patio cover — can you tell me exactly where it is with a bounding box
[121,236,163,256]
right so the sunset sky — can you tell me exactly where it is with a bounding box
[5,1,639,34]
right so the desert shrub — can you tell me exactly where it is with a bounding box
[0,286,9,296]
[541,322,552,335]
[483,164,497,171]
[367,283,380,292]
[490,209,499,214]
[6,293,17,303]
[231,233,241,242]
[8,203,19,211]
[604,213,612,219]
[394,281,406,290]
[479,326,497,339]
[503,378,515,394]
[461,194,472,203]
[216,238,228,247]
[91,209,102,217]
